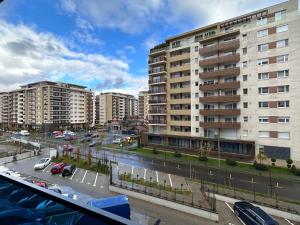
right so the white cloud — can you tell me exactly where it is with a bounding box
[59,0,284,34]
[0,20,146,96]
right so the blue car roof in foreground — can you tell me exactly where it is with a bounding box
[88,195,129,209]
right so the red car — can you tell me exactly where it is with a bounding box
[63,144,74,152]
[32,181,48,189]
[50,162,65,174]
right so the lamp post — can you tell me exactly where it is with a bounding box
[215,130,221,167]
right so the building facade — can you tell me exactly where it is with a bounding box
[0,81,95,130]
[138,91,149,121]
[95,92,138,126]
[145,0,300,161]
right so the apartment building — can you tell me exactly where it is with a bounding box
[95,92,138,125]
[145,0,300,161]
[0,81,95,130]
[0,92,9,127]
[138,91,149,121]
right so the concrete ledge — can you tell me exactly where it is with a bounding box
[0,151,35,165]
[109,185,219,222]
[212,193,300,222]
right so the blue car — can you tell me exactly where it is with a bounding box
[233,201,279,225]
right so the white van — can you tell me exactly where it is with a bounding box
[19,130,30,136]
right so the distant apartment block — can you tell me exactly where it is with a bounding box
[0,81,95,130]
[144,0,300,161]
[95,92,138,125]
[138,91,149,121]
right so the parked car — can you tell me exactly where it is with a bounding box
[112,138,122,144]
[50,162,65,174]
[19,130,30,136]
[53,131,64,138]
[63,144,74,152]
[64,135,76,141]
[62,193,78,200]
[89,141,102,147]
[233,201,279,225]
[32,181,48,189]
[84,132,92,137]
[80,137,92,143]
[64,130,75,136]
[62,164,76,177]
[34,158,51,170]
[91,133,99,138]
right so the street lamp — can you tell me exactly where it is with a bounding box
[214,130,221,167]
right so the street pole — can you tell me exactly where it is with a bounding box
[218,130,221,167]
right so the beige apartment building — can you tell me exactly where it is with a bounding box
[144,0,300,161]
[138,91,149,121]
[95,92,138,126]
[0,81,95,130]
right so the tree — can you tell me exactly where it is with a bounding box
[256,152,267,164]
[286,158,293,169]
[76,147,81,165]
[271,157,276,166]
[87,147,92,166]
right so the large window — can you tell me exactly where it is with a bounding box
[278,100,289,108]
[277,54,289,63]
[277,70,289,78]
[258,87,269,94]
[257,29,268,37]
[257,17,268,26]
[258,43,268,51]
[259,101,269,108]
[278,117,290,123]
[275,10,287,21]
[259,131,270,138]
[259,117,269,123]
[278,132,290,139]
[277,85,289,93]
[258,73,269,80]
[258,58,269,65]
[276,39,288,48]
[276,24,288,33]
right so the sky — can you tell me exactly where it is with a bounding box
[0,0,293,96]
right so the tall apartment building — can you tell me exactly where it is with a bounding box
[95,92,138,125]
[0,81,95,130]
[145,0,300,161]
[138,91,149,121]
[0,92,9,127]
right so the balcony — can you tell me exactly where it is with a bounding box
[199,39,240,56]
[199,67,240,79]
[169,75,190,83]
[199,81,240,91]
[149,99,167,104]
[200,109,240,116]
[199,53,240,67]
[149,68,167,75]
[169,98,190,104]
[169,52,190,62]
[199,95,240,103]
[200,121,241,129]
[149,78,167,85]
[169,64,190,73]
[169,87,190,94]
[149,109,167,114]
[148,56,167,65]
[169,120,191,126]
[148,88,167,95]
[149,120,167,125]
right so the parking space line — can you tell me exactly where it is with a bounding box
[285,219,294,225]
[81,170,87,183]
[143,168,147,180]
[69,168,78,180]
[42,163,52,172]
[156,171,159,183]
[225,202,246,225]
[93,173,98,187]
[168,174,172,187]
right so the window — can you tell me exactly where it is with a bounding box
[258,58,269,65]
[276,24,288,33]
[278,117,289,123]
[276,39,288,48]
[243,130,249,137]
[258,43,268,51]
[259,101,269,108]
[195,128,199,133]
[195,104,199,109]
[172,40,181,48]
[195,93,199,98]
[259,117,269,123]
[243,48,247,54]
[257,17,268,26]
[242,33,247,37]
[258,87,269,94]
[194,58,198,63]
[242,61,247,68]
[278,100,289,108]
[259,131,270,138]
[195,46,198,52]
[275,10,286,21]
[195,69,198,75]
[277,70,289,78]
[243,75,248,81]
[257,29,268,37]
[258,73,269,80]
[243,88,248,95]
[243,116,248,122]
[195,82,198,86]
[243,102,248,108]
[277,85,289,93]
[278,132,290,139]
[195,116,199,121]
[277,54,288,63]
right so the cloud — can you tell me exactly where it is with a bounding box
[59,0,283,34]
[0,20,146,96]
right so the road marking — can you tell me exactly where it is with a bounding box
[131,166,134,174]
[168,174,173,187]
[42,163,52,172]
[144,168,147,180]
[81,170,87,183]
[93,173,98,187]
[156,171,159,183]
[69,168,78,180]
[225,202,246,225]
[285,219,294,225]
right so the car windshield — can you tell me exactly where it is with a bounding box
[38,159,48,164]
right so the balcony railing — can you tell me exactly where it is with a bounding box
[149,78,167,84]
[200,121,241,129]
[199,95,240,103]
[149,120,167,124]
[149,109,167,114]
[149,68,167,75]
[199,67,240,79]
[199,53,240,67]
[149,89,167,94]
[199,39,240,56]
[199,81,240,91]
[149,99,167,104]
[200,109,240,116]
[148,56,167,64]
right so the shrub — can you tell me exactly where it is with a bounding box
[291,165,297,173]
[152,148,159,154]
[174,151,182,158]
[271,157,276,166]
[198,156,208,162]
[226,158,237,166]
[286,158,293,169]
[253,162,269,171]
